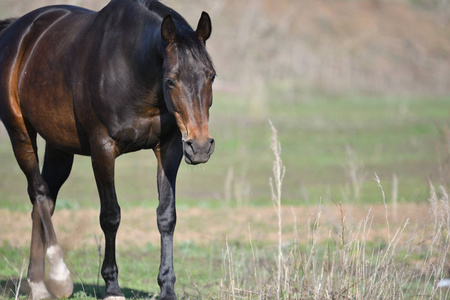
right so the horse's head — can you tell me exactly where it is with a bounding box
[160,12,215,165]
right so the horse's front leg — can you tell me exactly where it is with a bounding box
[154,136,183,300]
[91,138,124,300]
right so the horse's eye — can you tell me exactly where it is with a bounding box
[166,78,176,89]
[209,73,216,83]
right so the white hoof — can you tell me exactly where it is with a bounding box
[104,297,126,300]
[28,281,51,300]
[48,277,74,298]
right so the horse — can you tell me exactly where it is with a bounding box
[0,0,215,299]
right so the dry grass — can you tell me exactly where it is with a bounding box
[436,123,450,191]
[217,122,450,299]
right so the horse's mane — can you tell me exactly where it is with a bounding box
[136,0,213,68]
[0,18,17,35]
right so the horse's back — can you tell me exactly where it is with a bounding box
[0,5,95,152]
[0,5,93,79]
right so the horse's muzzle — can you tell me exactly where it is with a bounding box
[183,137,215,165]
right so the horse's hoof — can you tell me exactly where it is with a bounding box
[48,277,73,298]
[104,297,126,300]
[159,291,177,300]
[28,281,51,300]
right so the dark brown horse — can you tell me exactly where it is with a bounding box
[0,0,215,299]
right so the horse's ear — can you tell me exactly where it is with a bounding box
[196,12,211,44]
[161,15,176,45]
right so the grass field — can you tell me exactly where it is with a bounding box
[1,88,450,299]
[1,90,449,211]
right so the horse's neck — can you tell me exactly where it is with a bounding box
[93,2,166,107]
[136,28,166,106]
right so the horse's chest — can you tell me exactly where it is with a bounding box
[113,114,177,153]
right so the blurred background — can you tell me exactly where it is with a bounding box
[0,0,449,210]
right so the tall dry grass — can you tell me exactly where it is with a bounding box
[436,123,450,191]
[218,121,450,299]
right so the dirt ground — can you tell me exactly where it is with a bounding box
[0,203,435,250]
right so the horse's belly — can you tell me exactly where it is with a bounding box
[20,95,83,154]
[18,68,84,154]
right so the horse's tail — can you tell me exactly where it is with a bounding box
[0,18,17,35]
[0,18,17,122]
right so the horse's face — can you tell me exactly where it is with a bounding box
[161,13,215,165]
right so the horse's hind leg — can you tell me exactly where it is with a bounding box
[5,121,48,299]
[5,120,71,299]
[41,143,74,298]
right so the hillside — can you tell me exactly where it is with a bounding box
[205,0,450,96]
[0,0,449,96]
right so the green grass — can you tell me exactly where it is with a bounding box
[1,90,449,211]
[0,242,225,299]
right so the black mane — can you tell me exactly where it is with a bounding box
[136,0,213,67]
[0,18,17,34]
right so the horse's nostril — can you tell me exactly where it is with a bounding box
[208,138,215,154]
[184,139,196,154]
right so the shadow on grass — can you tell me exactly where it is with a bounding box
[0,278,157,299]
